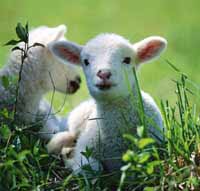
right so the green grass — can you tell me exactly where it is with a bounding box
[1,1,200,190]
[1,61,200,190]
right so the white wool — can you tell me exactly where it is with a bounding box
[0,25,81,139]
[48,33,167,171]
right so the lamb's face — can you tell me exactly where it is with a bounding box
[49,35,133,99]
[46,54,81,94]
[81,34,137,100]
[29,25,81,94]
[49,33,167,100]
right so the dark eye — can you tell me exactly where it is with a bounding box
[123,57,131,64]
[84,59,90,66]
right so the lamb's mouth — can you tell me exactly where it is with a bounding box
[95,83,116,90]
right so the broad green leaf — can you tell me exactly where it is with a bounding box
[144,187,154,191]
[138,152,150,163]
[123,134,138,145]
[18,150,30,161]
[138,138,155,149]
[137,126,144,138]
[16,23,28,42]
[1,108,9,118]
[25,22,29,34]
[148,160,162,167]
[4,39,21,46]
[146,163,154,174]
[0,125,11,139]
[122,150,135,162]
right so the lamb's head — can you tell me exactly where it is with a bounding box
[49,33,167,100]
[28,25,81,94]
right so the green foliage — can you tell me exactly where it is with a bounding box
[118,67,200,190]
[1,22,200,190]
[4,22,29,46]
[118,127,161,191]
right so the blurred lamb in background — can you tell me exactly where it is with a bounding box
[0,24,81,139]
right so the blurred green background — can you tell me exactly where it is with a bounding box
[1,0,200,114]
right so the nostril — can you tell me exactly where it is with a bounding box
[97,70,112,80]
[69,80,80,92]
[76,76,81,84]
[107,72,111,79]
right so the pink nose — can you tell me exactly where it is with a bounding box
[97,70,112,80]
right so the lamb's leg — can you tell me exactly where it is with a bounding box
[36,100,68,139]
[47,99,95,149]
[47,131,76,154]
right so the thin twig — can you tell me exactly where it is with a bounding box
[13,42,28,120]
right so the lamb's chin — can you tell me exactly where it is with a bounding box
[89,87,118,101]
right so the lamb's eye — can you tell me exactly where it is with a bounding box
[84,59,90,66]
[123,57,131,64]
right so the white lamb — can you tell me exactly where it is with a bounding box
[0,25,81,139]
[47,33,167,172]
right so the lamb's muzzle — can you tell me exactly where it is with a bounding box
[68,76,81,93]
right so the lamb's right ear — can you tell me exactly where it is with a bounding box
[48,41,83,65]
[133,36,167,65]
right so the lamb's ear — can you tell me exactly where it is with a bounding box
[133,36,167,65]
[48,41,83,65]
[51,25,67,41]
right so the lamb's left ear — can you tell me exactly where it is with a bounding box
[51,25,67,41]
[48,41,83,65]
[133,36,167,65]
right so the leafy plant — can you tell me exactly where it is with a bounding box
[4,22,44,119]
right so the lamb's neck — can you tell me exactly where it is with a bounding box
[8,49,48,122]
[96,92,141,134]
[17,69,47,123]
[17,79,46,123]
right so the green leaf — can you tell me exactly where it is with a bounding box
[0,125,11,139]
[144,187,154,191]
[120,163,131,172]
[165,59,180,72]
[18,150,30,161]
[25,22,29,34]
[16,23,28,42]
[146,163,154,174]
[138,138,155,149]
[81,146,93,159]
[122,150,135,162]
[0,108,9,118]
[123,134,138,145]
[137,126,144,138]
[138,152,150,163]
[33,140,40,155]
[1,76,9,88]
[81,164,93,172]
[4,39,21,46]
[148,160,162,167]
